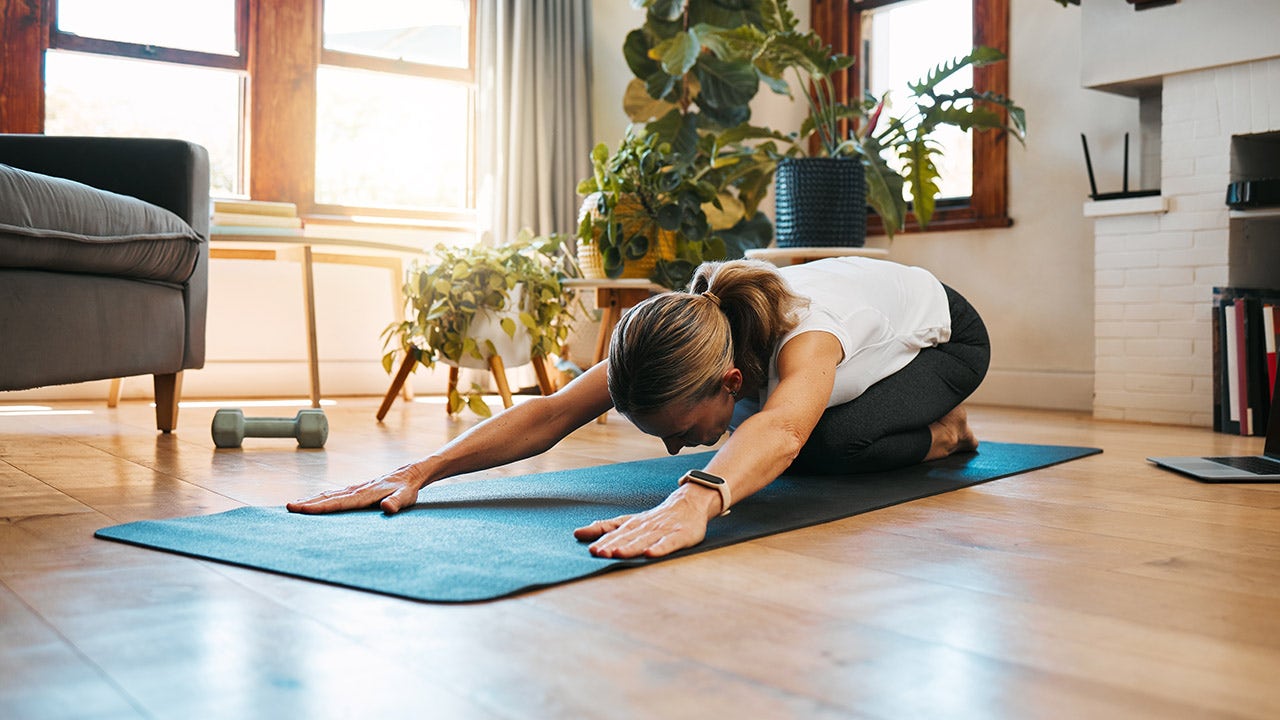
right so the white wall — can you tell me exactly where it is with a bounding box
[591,0,1137,411]
[1082,0,1280,93]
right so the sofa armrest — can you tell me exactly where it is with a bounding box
[0,134,211,368]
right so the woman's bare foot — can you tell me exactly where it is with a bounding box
[924,405,979,461]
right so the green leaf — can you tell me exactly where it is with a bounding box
[858,139,907,239]
[623,29,662,81]
[381,352,395,374]
[908,46,1006,97]
[602,246,625,276]
[713,211,772,259]
[624,78,678,123]
[645,0,685,23]
[624,234,651,259]
[652,29,700,77]
[899,137,941,228]
[447,389,464,415]
[466,394,492,418]
[695,24,765,63]
[500,316,517,338]
[692,54,759,112]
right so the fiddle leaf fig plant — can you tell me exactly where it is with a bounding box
[381,230,578,417]
[576,0,789,290]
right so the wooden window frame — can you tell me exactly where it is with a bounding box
[0,0,478,230]
[812,0,1012,236]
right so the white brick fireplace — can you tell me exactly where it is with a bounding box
[1090,57,1280,426]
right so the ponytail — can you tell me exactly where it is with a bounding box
[608,259,807,416]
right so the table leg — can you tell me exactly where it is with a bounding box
[591,288,652,423]
[299,246,321,408]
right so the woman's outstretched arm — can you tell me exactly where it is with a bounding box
[286,362,614,515]
[577,331,843,558]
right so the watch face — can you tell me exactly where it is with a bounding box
[687,469,725,485]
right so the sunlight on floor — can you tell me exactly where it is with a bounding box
[0,405,93,417]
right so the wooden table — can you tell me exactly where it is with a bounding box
[197,229,420,407]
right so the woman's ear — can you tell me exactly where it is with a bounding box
[721,368,743,395]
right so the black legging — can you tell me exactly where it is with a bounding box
[732,285,990,474]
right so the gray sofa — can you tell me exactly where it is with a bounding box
[0,135,210,432]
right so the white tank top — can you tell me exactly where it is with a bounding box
[764,256,952,407]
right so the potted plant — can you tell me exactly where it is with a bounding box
[576,0,787,290]
[733,6,1028,241]
[381,229,578,417]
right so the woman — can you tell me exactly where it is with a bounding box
[288,257,989,560]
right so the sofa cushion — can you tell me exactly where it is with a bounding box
[0,163,203,284]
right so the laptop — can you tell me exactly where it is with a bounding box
[1148,381,1280,482]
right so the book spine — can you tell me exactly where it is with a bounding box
[1224,300,1241,434]
[1266,303,1277,402]
[1235,299,1251,436]
[212,212,303,228]
[1213,287,1225,433]
[211,200,298,217]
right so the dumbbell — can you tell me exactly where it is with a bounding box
[211,408,329,449]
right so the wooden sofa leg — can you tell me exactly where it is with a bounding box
[153,372,183,433]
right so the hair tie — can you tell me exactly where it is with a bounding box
[701,290,721,308]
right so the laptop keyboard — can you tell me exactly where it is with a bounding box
[1206,456,1280,474]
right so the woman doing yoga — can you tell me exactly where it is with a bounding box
[288,256,990,559]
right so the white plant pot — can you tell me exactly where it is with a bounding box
[444,286,533,371]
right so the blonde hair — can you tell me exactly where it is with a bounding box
[607,259,808,416]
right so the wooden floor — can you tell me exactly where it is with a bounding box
[2,397,1278,720]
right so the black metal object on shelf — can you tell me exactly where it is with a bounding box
[1081,132,1161,201]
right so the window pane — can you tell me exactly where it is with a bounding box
[57,0,238,56]
[316,66,469,209]
[865,0,973,199]
[44,51,245,196]
[323,0,470,68]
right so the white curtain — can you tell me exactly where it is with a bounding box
[476,0,593,244]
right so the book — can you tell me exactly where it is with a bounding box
[212,199,298,217]
[209,225,304,238]
[1265,303,1277,400]
[1226,300,1242,434]
[211,211,303,228]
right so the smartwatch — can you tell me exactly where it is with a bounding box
[678,469,732,517]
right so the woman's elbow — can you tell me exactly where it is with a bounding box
[773,422,809,467]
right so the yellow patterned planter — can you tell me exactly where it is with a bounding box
[577,193,677,280]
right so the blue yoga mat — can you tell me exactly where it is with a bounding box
[95,442,1100,602]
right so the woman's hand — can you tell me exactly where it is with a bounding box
[573,488,717,558]
[286,463,428,515]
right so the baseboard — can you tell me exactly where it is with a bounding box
[0,361,546,403]
[3,362,1096,413]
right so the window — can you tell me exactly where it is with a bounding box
[2,0,477,226]
[814,0,1012,233]
[863,0,973,199]
[317,0,475,215]
[45,0,248,196]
